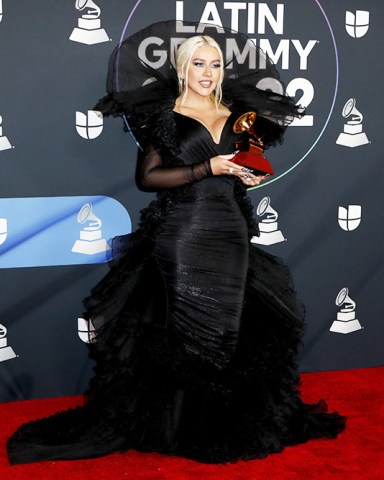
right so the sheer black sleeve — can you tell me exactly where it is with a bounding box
[140,144,212,190]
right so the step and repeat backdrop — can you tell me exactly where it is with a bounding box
[0,0,382,402]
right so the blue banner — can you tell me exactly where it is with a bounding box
[0,196,131,268]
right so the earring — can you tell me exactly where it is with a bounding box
[179,77,185,90]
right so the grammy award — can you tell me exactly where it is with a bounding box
[232,112,274,175]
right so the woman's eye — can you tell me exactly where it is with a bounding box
[212,63,221,69]
[193,62,204,67]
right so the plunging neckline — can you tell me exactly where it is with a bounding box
[173,111,234,145]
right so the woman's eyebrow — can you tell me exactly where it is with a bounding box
[192,57,220,62]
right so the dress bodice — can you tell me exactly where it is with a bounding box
[174,111,239,161]
[173,111,242,197]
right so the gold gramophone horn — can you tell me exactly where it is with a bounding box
[233,111,257,134]
[231,111,274,175]
[233,111,264,148]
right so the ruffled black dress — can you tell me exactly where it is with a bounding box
[7,21,346,465]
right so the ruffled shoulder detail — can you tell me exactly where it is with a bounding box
[95,20,303,148]
[222,78,301,148]
[95,70,179,152]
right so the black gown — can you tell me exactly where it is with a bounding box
[7,109,346,465]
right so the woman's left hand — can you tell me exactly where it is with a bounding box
[238,172,270,187]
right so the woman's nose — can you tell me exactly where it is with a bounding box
[203,66,212,77]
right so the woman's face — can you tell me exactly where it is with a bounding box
[185,46,222,98]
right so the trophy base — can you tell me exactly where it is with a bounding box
[69,28,109,45]
[330,318,362,334]
[251,230,285,245]
[72,239,111,255]
[233,151,274,175]
[0,346,17,362]
[0,136,12,151]
[336,132,369,148]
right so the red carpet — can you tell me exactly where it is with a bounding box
[1,367,383,480]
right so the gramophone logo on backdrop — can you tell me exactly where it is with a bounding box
[69,0,110,45]
[78,318,97,343]
[71,203,110,255]
[336,98,369,148]
[330,287,363,334]
[0,196,131,268]
[0,114,13,151]
[345,10,370,38]
[0,0,3,23]
[0,218,7,245]
[338,205,361,231]
[251,197,285,246]
[0,324,17,363]
[76,110,103,139]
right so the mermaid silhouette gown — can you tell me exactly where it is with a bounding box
[7,110,346,465]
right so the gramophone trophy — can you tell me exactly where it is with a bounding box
[232,111,274,175]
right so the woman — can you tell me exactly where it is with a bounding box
[7,24,346,465]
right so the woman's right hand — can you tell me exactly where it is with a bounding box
[210,153,269,187]
[210,153,244,176]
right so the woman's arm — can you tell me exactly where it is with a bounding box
[140,144,267,190]
[140,144,213,189]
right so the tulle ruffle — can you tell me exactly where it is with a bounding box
[7,237,346,465]
[95,20,303,149]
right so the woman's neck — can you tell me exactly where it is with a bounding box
[176,91,217,112]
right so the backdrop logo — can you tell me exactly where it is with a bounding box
[78,318,97,343]
[336,98,369,148]
[0,196,131,268]
[0,114,13,151]
[0,324,17,363]
[0,0,3,23]
[338,205,361,231]
[69,0,110,45]
[0,218,6,245]
[71,203,111,255]
[120,1,339,187]
[345,10,370,38]
[330,287,362,334]
[251,196,285,245]
[76,110,103,139]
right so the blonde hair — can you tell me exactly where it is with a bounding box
[176,35,224,110]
